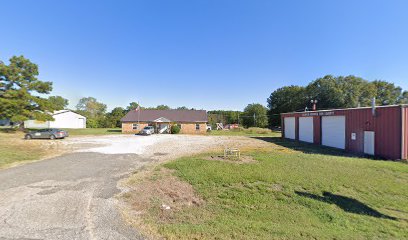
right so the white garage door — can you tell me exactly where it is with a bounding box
[322,116,346,149]
[284,117,296,140]
[299,117,314,143]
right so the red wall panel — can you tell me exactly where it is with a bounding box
[281,106,403,159]
[313,117,321,144]
[295,117,299,140]
[403,107,408,159]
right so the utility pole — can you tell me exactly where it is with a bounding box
[253,113,256,127]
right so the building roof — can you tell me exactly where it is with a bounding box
[281,104,408,115]
[53,110,86,118]
[121,109,208,123]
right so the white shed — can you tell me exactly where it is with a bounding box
[24,110,86,129]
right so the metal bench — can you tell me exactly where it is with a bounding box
[224,148,241,160]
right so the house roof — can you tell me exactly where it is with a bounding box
[53,110,86,118]
[121,109,208,123]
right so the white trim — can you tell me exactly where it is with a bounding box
[153,117,171,123]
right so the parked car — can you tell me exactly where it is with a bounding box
[25,128,69,140]
[140,126,155,135]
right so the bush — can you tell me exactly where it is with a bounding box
[171,125,181,134]
[86,118,99,128]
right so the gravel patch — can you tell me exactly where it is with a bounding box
[63,134,274,162]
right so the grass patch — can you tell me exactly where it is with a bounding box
[0,132,50,169]
[138,139,408,239]
[208,128,280,137]
[60,128,122,136]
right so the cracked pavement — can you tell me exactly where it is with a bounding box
[0,152,148,240]
[0,134,270,239]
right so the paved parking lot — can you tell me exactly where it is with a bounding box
[0,134,272,240]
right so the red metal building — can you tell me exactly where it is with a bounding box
[281,105,408,160]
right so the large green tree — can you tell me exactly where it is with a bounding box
[0,56,61,125]
[305,75,345,109]
[103,107,126,128]
[267,85,306,127]
[155,104,171,110]
[207,110,242,127]
[398,91,408,104]
[75,97,107,128]
[337,76,376,107]
[126,102,140,112]
[242,103,268,128]
[48,96,69,110]
[372,80,403,105]
[76,97,107,118]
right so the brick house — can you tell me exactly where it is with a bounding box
[121,109,208,134]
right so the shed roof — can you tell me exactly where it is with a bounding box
[121,109,208,123]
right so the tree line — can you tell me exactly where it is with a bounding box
[74,98,199,128]
[267,75,408,126]
[76,100,269,129]
[2,56,407,130]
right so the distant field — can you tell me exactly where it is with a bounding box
[126,137,408,239]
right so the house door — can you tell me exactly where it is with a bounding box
[364,131,375,155]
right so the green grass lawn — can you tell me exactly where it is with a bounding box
[61,128,122,136]
[148,138,408,239]
[208,127,281,137]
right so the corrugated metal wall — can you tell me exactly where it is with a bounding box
[373,107,402,160]
[313,117,321,144]
[345,107,401,159]
[281,106,403,160]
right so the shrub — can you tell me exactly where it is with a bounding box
[171,125,181,134]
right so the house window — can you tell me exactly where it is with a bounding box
[132,124,139,130]
[196,123,200,130]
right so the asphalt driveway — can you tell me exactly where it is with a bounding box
[0,134,272,240]
[0,152,147,240]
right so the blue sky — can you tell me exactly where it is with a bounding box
[1,0,408,111]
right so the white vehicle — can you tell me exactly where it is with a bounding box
[140,126,155,135]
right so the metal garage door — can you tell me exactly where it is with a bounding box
[322,116,346,149]
[284,117,296,140]
[299,117,314,143]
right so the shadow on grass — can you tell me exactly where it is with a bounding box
[295,191,397,220]
[252,137,363,158]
